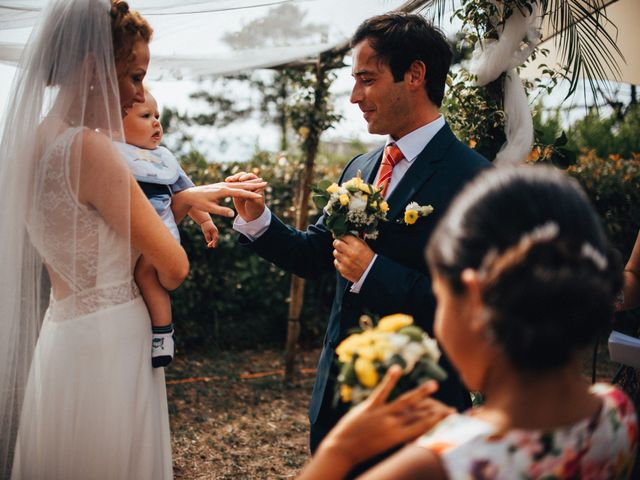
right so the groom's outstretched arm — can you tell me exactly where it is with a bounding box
[226,172,335,279]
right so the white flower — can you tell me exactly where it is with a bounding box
[349,194,367,211]
[422,336,441,362]
[365,230,379,240]
[406,201,421,210]
[399,342,426,373]
[347,209,368,225]
[419,205,434,216]
[388,333,410,350]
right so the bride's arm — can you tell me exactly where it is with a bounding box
[75,131,188,290]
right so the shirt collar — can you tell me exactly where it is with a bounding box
[385,115,445,163]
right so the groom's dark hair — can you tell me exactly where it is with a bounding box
[351,13,452,107]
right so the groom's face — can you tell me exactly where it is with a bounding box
[350,40,413,140]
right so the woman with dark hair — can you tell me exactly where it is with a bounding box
[298,166,637,479]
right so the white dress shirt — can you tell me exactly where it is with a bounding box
[233,115,446,293]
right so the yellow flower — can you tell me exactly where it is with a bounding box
[355,357,378,388]
[339,194,349,206]
[358,183,372,194]
[357,346,377,361]
[326,183,340,194]
[370,201,378,209]
[379,201,389,213]
[340,384,353,403]
[371,339,392,361]
[404,209,419,225]
[343,177,363,189]
[298,126,310,139]
[336,333,366,362]
[377,314,413,332]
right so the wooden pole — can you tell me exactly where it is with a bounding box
[284,60,326,383]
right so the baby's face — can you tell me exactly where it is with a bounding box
[123,93,162,149]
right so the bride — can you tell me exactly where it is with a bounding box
[0,0,263,478]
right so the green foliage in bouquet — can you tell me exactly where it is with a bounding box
[312,175,388,239]
[334,314,447,407]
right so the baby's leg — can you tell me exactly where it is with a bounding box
[134,255,175,368]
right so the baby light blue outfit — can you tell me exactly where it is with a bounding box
[116,143,193,241]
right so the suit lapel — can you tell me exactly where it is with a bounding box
[386,123,456,220]
[346,146,383,184]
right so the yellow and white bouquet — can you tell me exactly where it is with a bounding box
[335,314,447,406]
[312,174,388,239]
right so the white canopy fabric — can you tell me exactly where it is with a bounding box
[0,0,411,79]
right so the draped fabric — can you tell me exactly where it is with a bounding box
[0,0,410,79]
[0,0,140,475]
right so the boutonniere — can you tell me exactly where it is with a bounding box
[402,202,434,225]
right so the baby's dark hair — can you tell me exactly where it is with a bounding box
[426,166,622,371]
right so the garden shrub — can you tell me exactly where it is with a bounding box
[567,151,640,258]
[172,149,340,350]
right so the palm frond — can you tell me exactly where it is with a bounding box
[417,0,459,23]
[544,0,624,101]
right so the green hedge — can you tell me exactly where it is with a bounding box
[172,150,339,350]
[172,143,640,350]
[567,151,640,258]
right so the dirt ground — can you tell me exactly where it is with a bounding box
[166,339,622,479]
[166,348,319,479]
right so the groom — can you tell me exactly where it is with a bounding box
[228,13,491,452]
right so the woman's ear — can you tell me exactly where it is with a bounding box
[460,268,488,333]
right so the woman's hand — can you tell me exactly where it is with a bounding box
[173,180,266,218]
[298,367,453,480]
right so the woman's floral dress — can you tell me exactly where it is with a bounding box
[417,384,637,479]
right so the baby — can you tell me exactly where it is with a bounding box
[120,91,217,368]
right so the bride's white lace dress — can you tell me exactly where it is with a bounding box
[11,128,173,479]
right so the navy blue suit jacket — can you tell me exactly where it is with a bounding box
[239,122,491,430]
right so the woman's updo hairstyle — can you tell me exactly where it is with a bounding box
[110,0,152,65]
[427,166,622,371]
[41,0,152,86]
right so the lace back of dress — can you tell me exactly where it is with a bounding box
[0,0,132,474]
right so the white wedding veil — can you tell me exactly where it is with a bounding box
[0,0,132,474]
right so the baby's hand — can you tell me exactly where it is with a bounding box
[200,219,219,248]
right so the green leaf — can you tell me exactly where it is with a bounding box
[554,131,568,147]
[332,216,347,237]
[312,194,328,210]
[553,148,577,168]
[316,179,332,192]
[337,361,357,386]
[414,359,448,382]
[397,325,425,342]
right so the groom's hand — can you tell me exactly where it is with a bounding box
[225,172,266,221]
[333,235,374,283]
